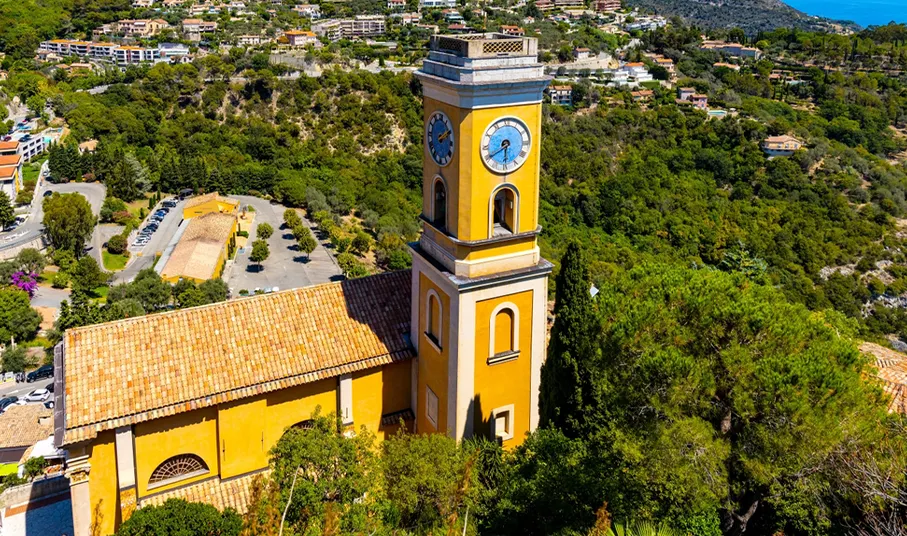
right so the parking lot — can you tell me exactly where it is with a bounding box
[116,194,341,291]
[116,197,186,283]
[227,196,341,294]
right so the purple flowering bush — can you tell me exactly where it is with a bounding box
[11,271,38,298]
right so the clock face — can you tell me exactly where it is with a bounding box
[481,117,531,174]
[426,111,454,167]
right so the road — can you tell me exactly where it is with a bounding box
[0,179,106,255]
[227,196,341,294]
[0,377,53,401]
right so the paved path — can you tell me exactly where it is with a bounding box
[227,197,341,294]
[31,286,68,310]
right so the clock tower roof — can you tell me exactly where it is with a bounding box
[416,33,551,110]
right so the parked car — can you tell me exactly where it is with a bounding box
[44,400,54,410]
[24,389,50,402]
[0,397,18,412]
[43,190,53,197]
[26,365,53,382]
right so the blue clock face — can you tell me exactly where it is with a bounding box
[482,118,531,173]
[426,111,454,166]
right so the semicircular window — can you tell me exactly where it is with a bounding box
[149,454,209,488]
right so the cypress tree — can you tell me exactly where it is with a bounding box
[539,242,597,438]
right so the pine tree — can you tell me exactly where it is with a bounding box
[539,242,597,438]
[0,191,14,229]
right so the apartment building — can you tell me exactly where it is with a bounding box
[394,12,422,24]
[500,25,525,36]
[114,46,161,65]
[284,30,319,47]
[132,0,154,7]
[419,0,456,8]
[593,0,621,12]
[237,35,270,45]
[546,85,573,106]
[293,4,321,17]
[98,19,170,37]
[700,40,762,59]
[388,0,406,10]
[181,19,218,34]
[312,19,343,41]
[341,15,386,38]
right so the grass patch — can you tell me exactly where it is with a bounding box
[20,337,52,348]
[103,251,128,271]
[126,194,153,219]
[90,285,109,302]
[37,269,56,284]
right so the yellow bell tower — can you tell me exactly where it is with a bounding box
[410,34,552,446]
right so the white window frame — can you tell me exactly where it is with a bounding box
[488,302,520,364]
[426,386,439,429]
[490,404,514,442]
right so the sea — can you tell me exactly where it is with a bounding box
[783,0,907,28]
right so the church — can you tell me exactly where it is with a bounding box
[53,33,552,536]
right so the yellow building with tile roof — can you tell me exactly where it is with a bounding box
[56,33,552,536]
[159,212,238,283]
[182,192,240,220]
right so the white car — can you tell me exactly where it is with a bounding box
[24,389,50,402]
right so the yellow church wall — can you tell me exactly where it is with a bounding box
[458,103,543,242]
[134,407,219,498]
[459,235,537,261]
[264,378,337,448]
[417,272,450,435]
[87,431,119,536]
[422,97,467,239]
[218,396,268,479]
[473,290,534,447]
[352,361,412,440]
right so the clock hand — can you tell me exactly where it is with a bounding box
[490,139,511,158]
[438,129,451,142]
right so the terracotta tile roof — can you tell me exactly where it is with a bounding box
[184,192,239,210]
[861,342,907,414]
[0,141,19,150]
[763,135,802,145]
[160,238,224,281]
[0,167,16,179]
[61,271,414,445]
[141,471,267,513]
[0,405,53,449]
[0,154,22,166]
[181,212,236,243]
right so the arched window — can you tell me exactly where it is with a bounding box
[426,290,442,349]
[494,309,515,355]
[432,178,447,231]
[148,454,209,488]
[292,419,315,430]
[488,303,519,363]
[491,186,517,237]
